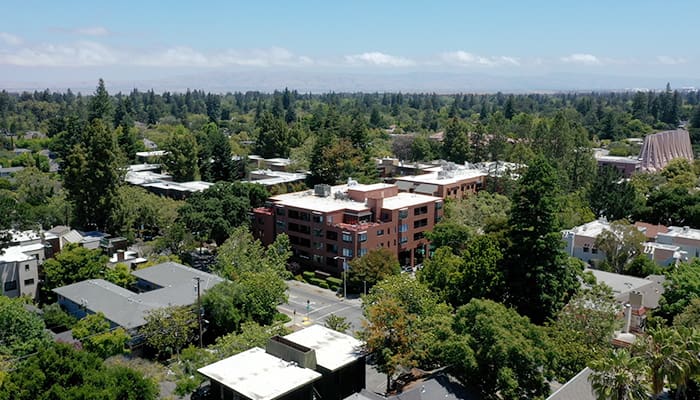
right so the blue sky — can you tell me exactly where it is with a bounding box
[0,1,698,90]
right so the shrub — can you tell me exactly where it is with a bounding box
[326,277,342,286]
[319,281,329,289]
[309,277,325,287]
[302,271,315,281]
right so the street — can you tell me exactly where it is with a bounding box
[280,280,388,395]
[281,280,365,334]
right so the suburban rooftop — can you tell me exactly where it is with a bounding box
[197,347,321,400]
[283,324,363,371]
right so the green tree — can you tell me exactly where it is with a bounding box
[41,243,108,301]
[442,118,471,163]
[162,126,199,182]
[589,348,650,400]
[632,327,696,398]
[595,220,646,274]
[140,306,198,359]
[506,157,581,324]
[214,226,291,280]
[452,298,550,400]
[88,78,113,122]
[255,111,290,158]
[201,281,246,337]
[206,123,237,182]
[324,314,351,333]
[179,182,269,245]
[361,275,452,392]
[441,191,511,231]
[424,222,471,254]
[0,342,157,400]
[104,263,136,288]
[347,247,400,291]
[658,259,700,323]
[0,296,50,358]
[41,303,76,332]
[72,312,130,359]
[548,284,621,381]
[590,166,640,221]
[63,118,123,231]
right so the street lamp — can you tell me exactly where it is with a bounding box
[334,256,347,299]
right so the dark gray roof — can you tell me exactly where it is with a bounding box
[131,261,223,290]
[547,368,595,400]
[344,375,479,400]
[53,262,224,329]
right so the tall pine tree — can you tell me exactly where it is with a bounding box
[505,158,581,324]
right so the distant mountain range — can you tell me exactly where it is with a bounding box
[1,70,698,94]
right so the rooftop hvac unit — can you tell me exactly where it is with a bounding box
[314,184,331,197]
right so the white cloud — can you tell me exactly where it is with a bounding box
[0,41,120,66]
[344,52,415,67]
[0,32,23,46]
[440,51,520,67]
[135,46,210,67]
[216,47,314,67]
[560,53,601,65]
[656,55,686,65]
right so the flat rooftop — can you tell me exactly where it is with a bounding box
[270,184,440,213]
[284,325,363,371]
[198,347,321,400]
[564,220,610,238]
[660,226,700,241]
[396,169,486,186]
[0,244,37,263]
[596,156,641,164]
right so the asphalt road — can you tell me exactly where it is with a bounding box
[281,280,365,334]
[280,280,388,395]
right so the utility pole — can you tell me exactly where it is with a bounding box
[334,256,347,299]
[193,277,203,348]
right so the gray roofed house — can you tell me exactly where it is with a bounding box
[53,262,224,330]
[546,368,595,400]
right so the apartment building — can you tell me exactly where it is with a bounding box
[393,163,486,199]
[657,226,700,259]
[252,181,443,274]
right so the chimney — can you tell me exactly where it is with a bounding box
[629,291,643,310]
[623,303,632,333]
[116,250,125,262]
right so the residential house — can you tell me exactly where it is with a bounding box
[563,220,684,267]
[252,181,443,274]
[584,268,665,334]
[0,229,55,299]
[282,325,365,400]
[198,325,364,400]
[199,347,322,400]
[546,367,595,400]
[656,225,700,259]
[53,262,223,332]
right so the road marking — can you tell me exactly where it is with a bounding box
[315,305,354,321]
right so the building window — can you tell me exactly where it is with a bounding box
[435,201,443,210]
[276,207,285,216]
[313,228,324,237]
[592,248,598,254]
[4,281,18,292]
[276,220,286,230]
[377,229,384,236]
[399,237,408,244]
[313,241,323,250]
[583,245,590,253]
[413,219,428,229]
[24,278,34,286]
[312,254,324,264]
[399,223,408,233]
[25,264,30,271]
[326,243,338,253]
[342,233,353,242]
[413,232,424,240]
[326,231,338,241]
[359,248,368,257]
[312,214,324,223]
[342,248,353,257]
[399,209,408,219]
[359,233,367,242]
[414,206,428,216]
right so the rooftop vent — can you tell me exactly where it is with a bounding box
[314,184,331,197]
